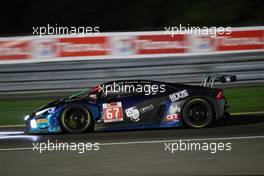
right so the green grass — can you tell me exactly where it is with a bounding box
[0,99,53,125]
[224,85,264,113]
[0,85,264,125]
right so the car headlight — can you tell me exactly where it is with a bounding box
[24,115,30,121]
[30,119,37,128]
[35,107,56,116]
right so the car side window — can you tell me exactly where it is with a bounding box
[100,83,133,101]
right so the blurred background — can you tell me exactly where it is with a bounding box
[0,0,264,125]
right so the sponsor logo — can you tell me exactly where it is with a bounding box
[215,30,264,51]
[125,104,154,122]
[88,94,97,99]
[190,35,215,52]
[110,36,136,55]
[166,114,179,121]
[57,36,109,57]
[169,90,189,102]
[0,40,30,60]
[136,34,188,54]
[169,104,181,114]
[137,40,184,50]
[37,118,48,123]
[140,104,154,113]
[125,107,140,122]
[31,39,57,58]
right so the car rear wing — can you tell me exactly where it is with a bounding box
[200,73,237,88]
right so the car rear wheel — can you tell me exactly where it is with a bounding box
[182,98,214,128]
[60,104,93,133]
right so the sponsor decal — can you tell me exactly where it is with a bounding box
[190,35,215,52]
[215,30,264,51]
[88,94,97,99]
[31,39,57,58]
[103,102,123,123]
[166,114,179,121]
[57,36,109,57]
[125,107,140,122]
[37,119,48,123]
[140,104,154,113]
[169,104,181,114]
[125,104,154,122]
[169,90,189,102]
[175,106,181,113]
[136,34,188,54]
[0,40,30,60]
[110,36,137,55]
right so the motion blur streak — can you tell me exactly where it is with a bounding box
[0,131,38,141]
[0,131,24,135]
[0,135,38,140]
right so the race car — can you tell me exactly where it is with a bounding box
[24,73,236,133]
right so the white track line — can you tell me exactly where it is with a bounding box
[0,135,38,140]
[0,147,32,151]
[0,124,25,128]
[0,131,24,135]
[0,135,264,152]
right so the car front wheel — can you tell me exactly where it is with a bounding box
[60,104,93,133]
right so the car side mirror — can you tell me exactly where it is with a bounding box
[219,75,237,83]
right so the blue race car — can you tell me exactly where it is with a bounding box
[24,74,236,133]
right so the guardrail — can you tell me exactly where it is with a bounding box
[0,51,263,95]
[1,26,263,64]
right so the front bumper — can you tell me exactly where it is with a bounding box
[25,110,62,134]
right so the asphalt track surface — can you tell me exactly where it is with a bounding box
[1,114,264,176]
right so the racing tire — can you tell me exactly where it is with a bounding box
[182,98,214,128]
[60,104,93,133]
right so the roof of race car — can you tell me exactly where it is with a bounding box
[102,79,168,85]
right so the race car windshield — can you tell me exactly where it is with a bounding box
[68,84,102,99]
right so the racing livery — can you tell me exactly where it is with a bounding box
[24,74,236,133]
